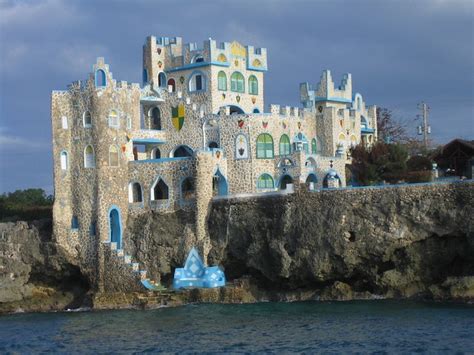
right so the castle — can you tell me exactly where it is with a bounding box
[51,36,377,290]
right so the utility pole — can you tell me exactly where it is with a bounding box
[416,102,431,149]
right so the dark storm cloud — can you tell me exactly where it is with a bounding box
[0,0,473,192]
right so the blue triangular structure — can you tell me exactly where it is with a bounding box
[173,247,226,289]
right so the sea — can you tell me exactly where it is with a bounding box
[0,300,473,353]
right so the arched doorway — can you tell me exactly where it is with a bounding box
[279,174,293,190]
[212,169,228,196]
[109,207,122,249]
[172,145,193,158]
[228,105,244,115]
[306,173,318,190]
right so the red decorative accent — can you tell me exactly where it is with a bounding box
[158,61,162,68]
[216,151,221,159]
[157,48,162,55]
[263,121,268,129]
[238,119,244,128]
[121,145,126,153]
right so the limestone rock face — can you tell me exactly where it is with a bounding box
[206,182,474,299]
[0,220,89,313]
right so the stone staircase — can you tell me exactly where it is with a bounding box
[104,241,166,292]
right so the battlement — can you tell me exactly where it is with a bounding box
[146,35,268,72]
[268,104,302,117]
[300,70,353,108]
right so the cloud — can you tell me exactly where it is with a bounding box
[0,127,49,150]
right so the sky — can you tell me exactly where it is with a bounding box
[0,0,473,193]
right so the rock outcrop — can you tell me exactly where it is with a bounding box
[0,220,90,313]
[207,182,474,300]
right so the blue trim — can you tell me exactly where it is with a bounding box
[314,96,352,103]
[131,156,191,164]
[166,61,229,73]
[188,70,207,93]
[108,205,122,249]
[361,128,375,134]
[246,66,268,72]
[234,133,249,160]
[95,69,106,87]
[213,168,228,196]
[306,173,318,183]
[132,138,165,144]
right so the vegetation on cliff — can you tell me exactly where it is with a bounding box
[0,188,52,222]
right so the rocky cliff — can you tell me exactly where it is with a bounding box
[207,182,474,300]
[0,220,90,313]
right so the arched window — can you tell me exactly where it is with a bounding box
[248,75,258,95]
[256,133,274,159]
[208,141,219,149]
[361,116,368,129]
[84,145,95,168]
[306,174,318,190]
[83,111,92,127]
[61,116,68,129]
[189,71,205,92]
[279,175,293,190]
[95,69,106,87]
[192,54,204,63]
[257,174,274,189]
[158,72,167,88]
[167,78,176,92]
[279,134,291,156]
[108,110,119,128]
[60,151,68,170]
[231,72,245,93]
[357,96,361,110]
[152,148,161,159]
[311,138,317,154]
[253,108,260,113]
[143,69,148,85]
[181,177,195,199]
[150,107,161,130]
[109,145,119,167]
[172,145,193,158]
[218,71,227,91]
[129,182,143,203]
[151,178,169,200]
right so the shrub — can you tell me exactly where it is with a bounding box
[407,155,432,171]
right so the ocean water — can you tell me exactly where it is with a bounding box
[0,301,473,353]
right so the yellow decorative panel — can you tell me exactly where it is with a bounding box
[252,59,262,67]
[231,41,247,58]
[217,54,227,62]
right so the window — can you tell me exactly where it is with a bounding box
[181,177,195,199]
[253,108,260,113]
[189,72,205,92]
[257,174,274,189]
[95,69,106,87]
[172,145,193,158]
[192,54,204,63]
[84,145,95,168]
[143,69,148,85]
[152,148,161,159]
[83,111,92,127]
[256,133,274,159]
[218,71,227,91]
[71,216,79,230]
[151,178,169,200]
[127,116,132,129]
[150,107,161,130]
[89,222,96,236]
[279,134,291,156]
[311,138,317,154]
[108,110,119,128]
[129,182,143,203]
[158,72,167,87]
[231,72,245,93]
[61,116,68,129]
[60,151,68,170]
[248,75,258,95]
[109,145,119,167]
[208,141,218,149]
[357,97,361,110]
[167,78,176,92]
